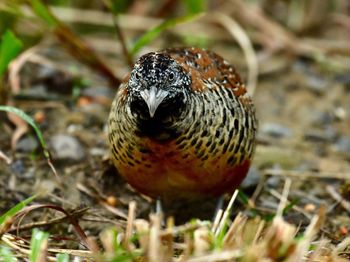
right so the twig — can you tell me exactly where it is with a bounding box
[111,15,134,68]
[8,208,88,233]
[0,150,12,164]
[1,233,93,259]
[210,13,258,96]
[326,185,350,212]
[269,189,311,220]
[124,201,136,250]
[276,178,292,217]
[149,214,161,262]
[263,169,349,180]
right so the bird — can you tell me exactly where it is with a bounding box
[108,47,257,201]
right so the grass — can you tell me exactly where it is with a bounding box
[0,190,348,261]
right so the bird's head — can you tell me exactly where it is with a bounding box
[127,52,191,120]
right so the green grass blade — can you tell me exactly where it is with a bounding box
[0,106,50,159]
[0,246,17,262]
[29,0,59,27]
[0,30,23,77]
[130,13,202,56]
[109,0,130,14]
[29,228,49,262]
[56,253,69,262]
[183,0,207,14]
[0,195,36,225]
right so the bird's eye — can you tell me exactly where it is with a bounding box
[168,72,175,81]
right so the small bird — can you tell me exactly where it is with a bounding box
[108,47,257,200]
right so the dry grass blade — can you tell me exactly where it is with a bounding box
[211,209,223,234]
[47,6,161,29]
[264,169,349,180]
[276,178,292,217]
[215,189,239,236]
[333,237,350,257]
[7,110,28,153]
[326,185,350,212]
[149,214,162,262]
[193,227,210,256]
[134,219,150,251]
[210,12,258,96]
[123,201,136,250]
[1,233,93,260]
[222,212,246,247]
[76,182,128,219]
[252,219,265,245]
[0,150,12,164]
[7,208,88,233]
[270,188,311,220]
[187,249,242,262]
[1,204,96,253]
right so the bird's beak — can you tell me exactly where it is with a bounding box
[140,86,169,118]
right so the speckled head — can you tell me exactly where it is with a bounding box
[127,52,191,120]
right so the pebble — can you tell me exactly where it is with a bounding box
[261,122,292,138]
[78,103,108,126]
[306,74,327,94]
[241,166,260,189]
[81,86,114,99]
[334,73,350,86]
[304,127,337,143]
[310,111,334,126]
[49,134,86,162]
[10,159,26,175]
[16,136,39,152]
[334,136,350,154]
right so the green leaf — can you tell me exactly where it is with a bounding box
[0,30,23,77]
[0,195,36,225]
[0,106,50,159]
[183,0,207,14]
[56,253,69,262]
[29,228,49,262]
[130,13,202,56]
[237,190,249,205]
[29,0,58,27]
[0,246,17,262]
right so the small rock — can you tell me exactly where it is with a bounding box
[310,111,334,126]
[16,136,39,152]
[304,127,337,143]
[333,107,346,121]
[10,159,25,175]
[79,103,108,126]
[334,73,350,85]
[90,147,107,156]
[334,137,350,154]
[241,166,260,189]
[49,134,85,162]
[306,75,327,95]
[261,123,292,138]
[81,86,114,99]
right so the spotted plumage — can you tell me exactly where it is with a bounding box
[108,47,257,199]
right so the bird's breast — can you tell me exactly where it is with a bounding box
[112,133,250,199]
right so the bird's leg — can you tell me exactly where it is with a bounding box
[155,198,165,227]
[156,198,163,214]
